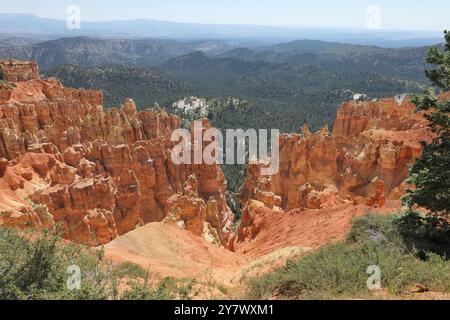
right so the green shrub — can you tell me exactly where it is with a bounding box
[113,261,148,279]
[120,276,174,300]
[0,228,192,300]
[395,211,450,259]
[247,213,450,299]
[119,277,198,300]
[0,228,117,300]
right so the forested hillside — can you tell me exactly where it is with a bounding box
[0,37,239,69]
[44,64,195,107]
[41,39,435,134]
[162,46,430,132]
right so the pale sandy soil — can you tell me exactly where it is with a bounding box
[104,222,249,285]
[103,201,408,299]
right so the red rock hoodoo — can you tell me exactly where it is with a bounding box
[240,97,431,210]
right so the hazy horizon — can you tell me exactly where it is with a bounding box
[0,0,448,31]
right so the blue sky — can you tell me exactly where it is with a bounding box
[0,0,448,31]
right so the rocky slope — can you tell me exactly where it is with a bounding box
[0,59,233,246]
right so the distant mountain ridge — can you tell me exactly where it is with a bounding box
[162,44,429,95]
[216,39,433,82]
[10,35,432,134]
[0,37,35,47]
[0,13,443,47]
[0,36,239,69]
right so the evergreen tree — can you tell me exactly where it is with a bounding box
[404,31,450,216]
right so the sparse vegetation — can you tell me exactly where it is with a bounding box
[0,228,197,300]
[119,276,174,300]
[0,228,115,300]
[247,213,450,299]
[113,261,148,279]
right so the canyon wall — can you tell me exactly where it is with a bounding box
[239,97,431,212]
[0,60,233,246]
[237,93,445,256]
[0,59,438,254]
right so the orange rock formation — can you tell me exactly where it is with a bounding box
[240,97,431,210]
[0,59,40,82]
[235,96,433,249]
[0,60,233,246]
